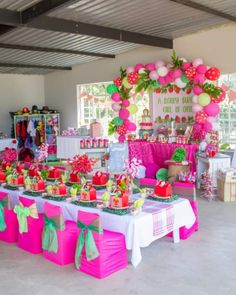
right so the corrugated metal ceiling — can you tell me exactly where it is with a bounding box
[0,0,234,75]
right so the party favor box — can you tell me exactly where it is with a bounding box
[217,169,236,202]
[110,190,129,208]
[92,172,108,185]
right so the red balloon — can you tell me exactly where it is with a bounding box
[205,67,220,81]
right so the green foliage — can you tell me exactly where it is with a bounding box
[171,50,183,69]
[117,179,127,191]
[202,83,221,98]
[108,119,117,136]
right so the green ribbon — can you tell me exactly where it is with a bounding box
[0,201,6,232]
[42,215,59,253]
[75,219,102,269]
[14,203,38,234]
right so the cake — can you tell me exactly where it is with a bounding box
[92,172,108,186]
[48,167,60,179]
[80,184,96,201]
[69,171,80,183]
[0,170,6,182]
[110,190,129,208]
[139,109,154,139]
[154,181,172,198]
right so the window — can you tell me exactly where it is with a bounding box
[218,74,236,148]
[77,82,150,137]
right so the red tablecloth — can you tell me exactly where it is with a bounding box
[128,141,198,172]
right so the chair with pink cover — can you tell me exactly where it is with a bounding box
[169,182,198,239]
[42,202,78,266]
[75,210,128,279]
[14,196,44,254]
[0,192,18,243]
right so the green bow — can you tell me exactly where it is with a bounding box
[42,215,64,253]
[0,200,6,232]
[14,202,38,234]
[75,218,102,269]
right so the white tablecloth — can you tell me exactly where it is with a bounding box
[1,187,196,267]
[0,138,17,151]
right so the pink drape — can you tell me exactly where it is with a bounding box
[128,141,198,172]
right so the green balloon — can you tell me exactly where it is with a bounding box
[156,168,168,181]
[122,77,132,89]
[128,104,138,115]
[181,74,189,83]
[198,93,211,106]
[107,84,118,94]
[113,117,123,126]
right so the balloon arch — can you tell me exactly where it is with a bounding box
[107,51,225,142]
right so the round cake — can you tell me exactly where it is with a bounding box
[139,109,154,139]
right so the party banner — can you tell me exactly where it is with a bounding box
[151,90,194,123]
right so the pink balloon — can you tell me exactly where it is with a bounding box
[127,122,137,131]
[146,63,156,71]
[122,100,130,107]
[158,76,166,85]
[192,103,203,113]
[173,68,182,79]
[165,74,172,84]
[118,135,126,142]
[196,64,207,74]
[192,58,203,67]
[126,66,135,74]
[204,103,220,117]
[149,70,159,80]
[119,108,130,120]
[203,121,213,132]
[182,62,192,71]
[193,73,205,84]
[123,119,130,127]
[168,70,175,80]
[112,103,121,112]
[134,64,144,72]
[111,92,120,102]
[193,85,203,95]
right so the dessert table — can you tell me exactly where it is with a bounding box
[0,187,196,267]
[128,141,199,171]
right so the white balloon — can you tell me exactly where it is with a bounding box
[175,77,187,89]
[180,57,187,62]
[192,58,203,67]
[138,68,146,74]
[155,60,165,68]
[157,66,168,77]
[192,95,199,103]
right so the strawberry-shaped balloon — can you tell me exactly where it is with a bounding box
[113,77,122,87]
[205,67,220,81]
[127,72,139,85]
[117,124,128,135]
[195,111,208,124]
[185,67,197,80]
[211,88,225,103]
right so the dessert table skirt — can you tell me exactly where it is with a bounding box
[1,187,196,267]
[128,141,199,171]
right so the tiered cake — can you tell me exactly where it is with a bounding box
[139,109,154,139]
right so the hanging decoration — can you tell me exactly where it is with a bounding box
[107,51,224,142]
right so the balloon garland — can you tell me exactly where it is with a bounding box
[107,51,225,142]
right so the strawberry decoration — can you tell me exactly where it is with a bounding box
[168,86,174,93]
[205,67,220,81]
[174,85,180,94]
[175,115,180,123]
[127,72,139,85]
[117,124,128,135]
[185,67,197,80]
[195,111,208,124]
[211,89,225,103]
[165,114,170,122]
[185,88,192,94]
[155,88,161,94]
[181,116,187,123]
[113,77,122,87]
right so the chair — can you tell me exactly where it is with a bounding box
[14,196,44,254]
[42,202,78,266]
[0,192,18,243]
[170,182,198,239]
[74,210,128,279]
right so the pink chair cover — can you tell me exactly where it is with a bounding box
[43,202,78,266]
[17,196,44,254]
[128,141,198,172]
[76,210,128,279]
[0,192,18,243]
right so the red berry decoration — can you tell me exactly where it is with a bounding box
[181,116,187,123]
[155,88,161,94]
[195,111,208,124]
[168,86,174,93]
[127,72,139,85]
[175,116,180,123]
[185,67,197,80]
[211,88,225,103]
[174,85,180,94]
[117,124,128,135]
[113,77,122,87]
[205,67,220,81]
[185,88,192,94]
[165,114,170,122]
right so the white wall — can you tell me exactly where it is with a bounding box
[45,23,236,130]
[0,74,45,136]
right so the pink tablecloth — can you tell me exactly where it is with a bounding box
[128,141,198,171]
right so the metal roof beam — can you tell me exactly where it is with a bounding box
[0,62,71,70]
[170,0,236,22]
[0,24,16,35]
[0,42,115,58]
[21,0,75,24]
